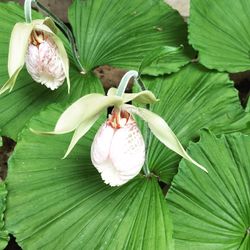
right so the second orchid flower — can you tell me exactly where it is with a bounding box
[33,71,207,186]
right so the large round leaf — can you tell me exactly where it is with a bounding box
[138,63,250,183]
[0,182,8,250]
[167,131,250,250]
[5,104,174,250]
[189,0,250,72]
[68,0,194,73]
[0,2,104,140]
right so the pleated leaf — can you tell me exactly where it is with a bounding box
[167,131,250,250]
[6,104,174,250]
[0,182,8,250]
[138,63,250,183]
[68,0,194,73]
[139,46,190,76]
[189,0,250,72]
[0,2,103,140]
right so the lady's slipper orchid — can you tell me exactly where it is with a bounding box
[0,17,70,95]
[33,71,207,186]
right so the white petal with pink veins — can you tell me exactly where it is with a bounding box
[91,123,115,167]
[109,120,145,174]
[91,119,145,186]
[25,35,66,90]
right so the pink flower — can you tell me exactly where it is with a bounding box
[91,111,145,186]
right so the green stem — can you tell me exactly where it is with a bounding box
[24,0,35,23]
[136,78,151,177]
[116,70,138,97]
[34,1,86,74]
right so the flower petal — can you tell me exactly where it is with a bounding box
[107,87,158,104]
[91,123,115,167]
[6,22,34,94]
[0,67,22,95]
[91,118,145,187]
[109,119,145,175]
[125,104,208,173]
[34,22,71,93]
[42,17,58,34]
[63,114,101,158]
[54,94,123,133]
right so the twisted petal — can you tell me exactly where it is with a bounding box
[124,104,208,173]
[107,87,158,104]
[63,114,100,158]
[91,120,145,186]
[0,67,22,95]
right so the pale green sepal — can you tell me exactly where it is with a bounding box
[63,114,100,158]
[54,94,123,133]
[8,22,34,77]
[107,87,158,104]
[125,104,208,173]
[42,17,58,34]
[0,67,22,95]
[34,23,71,93]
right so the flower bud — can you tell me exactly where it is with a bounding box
[25,30,66,90]
[91,111,145,186]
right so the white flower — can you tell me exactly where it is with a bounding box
[25,31,66,90]
[91,111,145,186]
[0,18,70,95]
[32,71,207,186]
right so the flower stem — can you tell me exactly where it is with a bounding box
[24,0,35,23]
[135,77,151,177]
[116,70,139,97]
[33,0,86,74]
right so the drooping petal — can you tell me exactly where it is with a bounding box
[107,87,158,104]
[8,22,34,77]
[54,94,123,133]
[125,104,208,173]
[0,67,22,95]
[63,114,101,158]
[0,22,35,95]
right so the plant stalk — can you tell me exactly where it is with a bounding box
[136,78,151,177]
[24,0,35,23]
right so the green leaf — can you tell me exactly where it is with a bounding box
[0,2,103,140]
[140,46,190,76]
[6,105,174,249]
[166,131,250,250]
[189,0,250,72]
[0,182,8,250]
[246,98,250,112]
[138,63,250,183]
[68,0,194,73]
